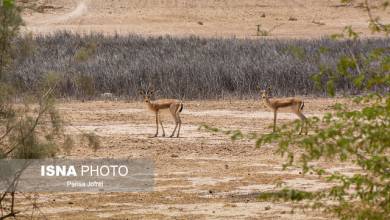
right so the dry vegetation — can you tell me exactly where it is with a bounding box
[11,33,390,99]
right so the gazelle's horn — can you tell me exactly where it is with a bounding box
[149,86,155,94]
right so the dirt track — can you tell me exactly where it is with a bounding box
[22,0,388,38]
[13,99,359,219]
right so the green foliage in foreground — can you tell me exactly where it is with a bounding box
[265,94,389,218]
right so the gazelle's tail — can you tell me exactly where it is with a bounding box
[178,102,184,113]
[300,101,305,111]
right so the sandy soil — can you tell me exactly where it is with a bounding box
[21,0,389,38]
[12,99,361,219]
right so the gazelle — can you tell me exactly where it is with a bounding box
[260,87,307,135]
[139,88,184,138]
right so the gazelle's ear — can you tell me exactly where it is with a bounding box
[138,89,145,95]
[266,86,273,96]
[149,87,155,95]
[256,85,261,91]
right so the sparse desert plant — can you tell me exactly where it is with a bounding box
[256,24,269,36]
[76,74,95,100]
[74,42,97,62]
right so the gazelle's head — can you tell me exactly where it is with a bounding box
[260,90,268,99]
[257,86,271,99]
[139,88,154,103]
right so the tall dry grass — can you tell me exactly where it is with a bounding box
[11,32,390,99]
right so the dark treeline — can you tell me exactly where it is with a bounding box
[10,32,390,99]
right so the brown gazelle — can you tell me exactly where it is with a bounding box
[139,88,184,138]
[259,87,307,135]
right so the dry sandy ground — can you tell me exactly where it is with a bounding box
[22,0,389,38]
[11,99,361,219]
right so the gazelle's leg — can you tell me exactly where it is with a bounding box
[305,116,308,135]
[169,105,179,138]
[273,109,277,132]
[159,116,165,137]
[154,111,159,137]
[295,111,307,135]
[176,113,182,138]
[170,122,178,138]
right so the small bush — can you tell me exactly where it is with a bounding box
[74,42,97,62]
